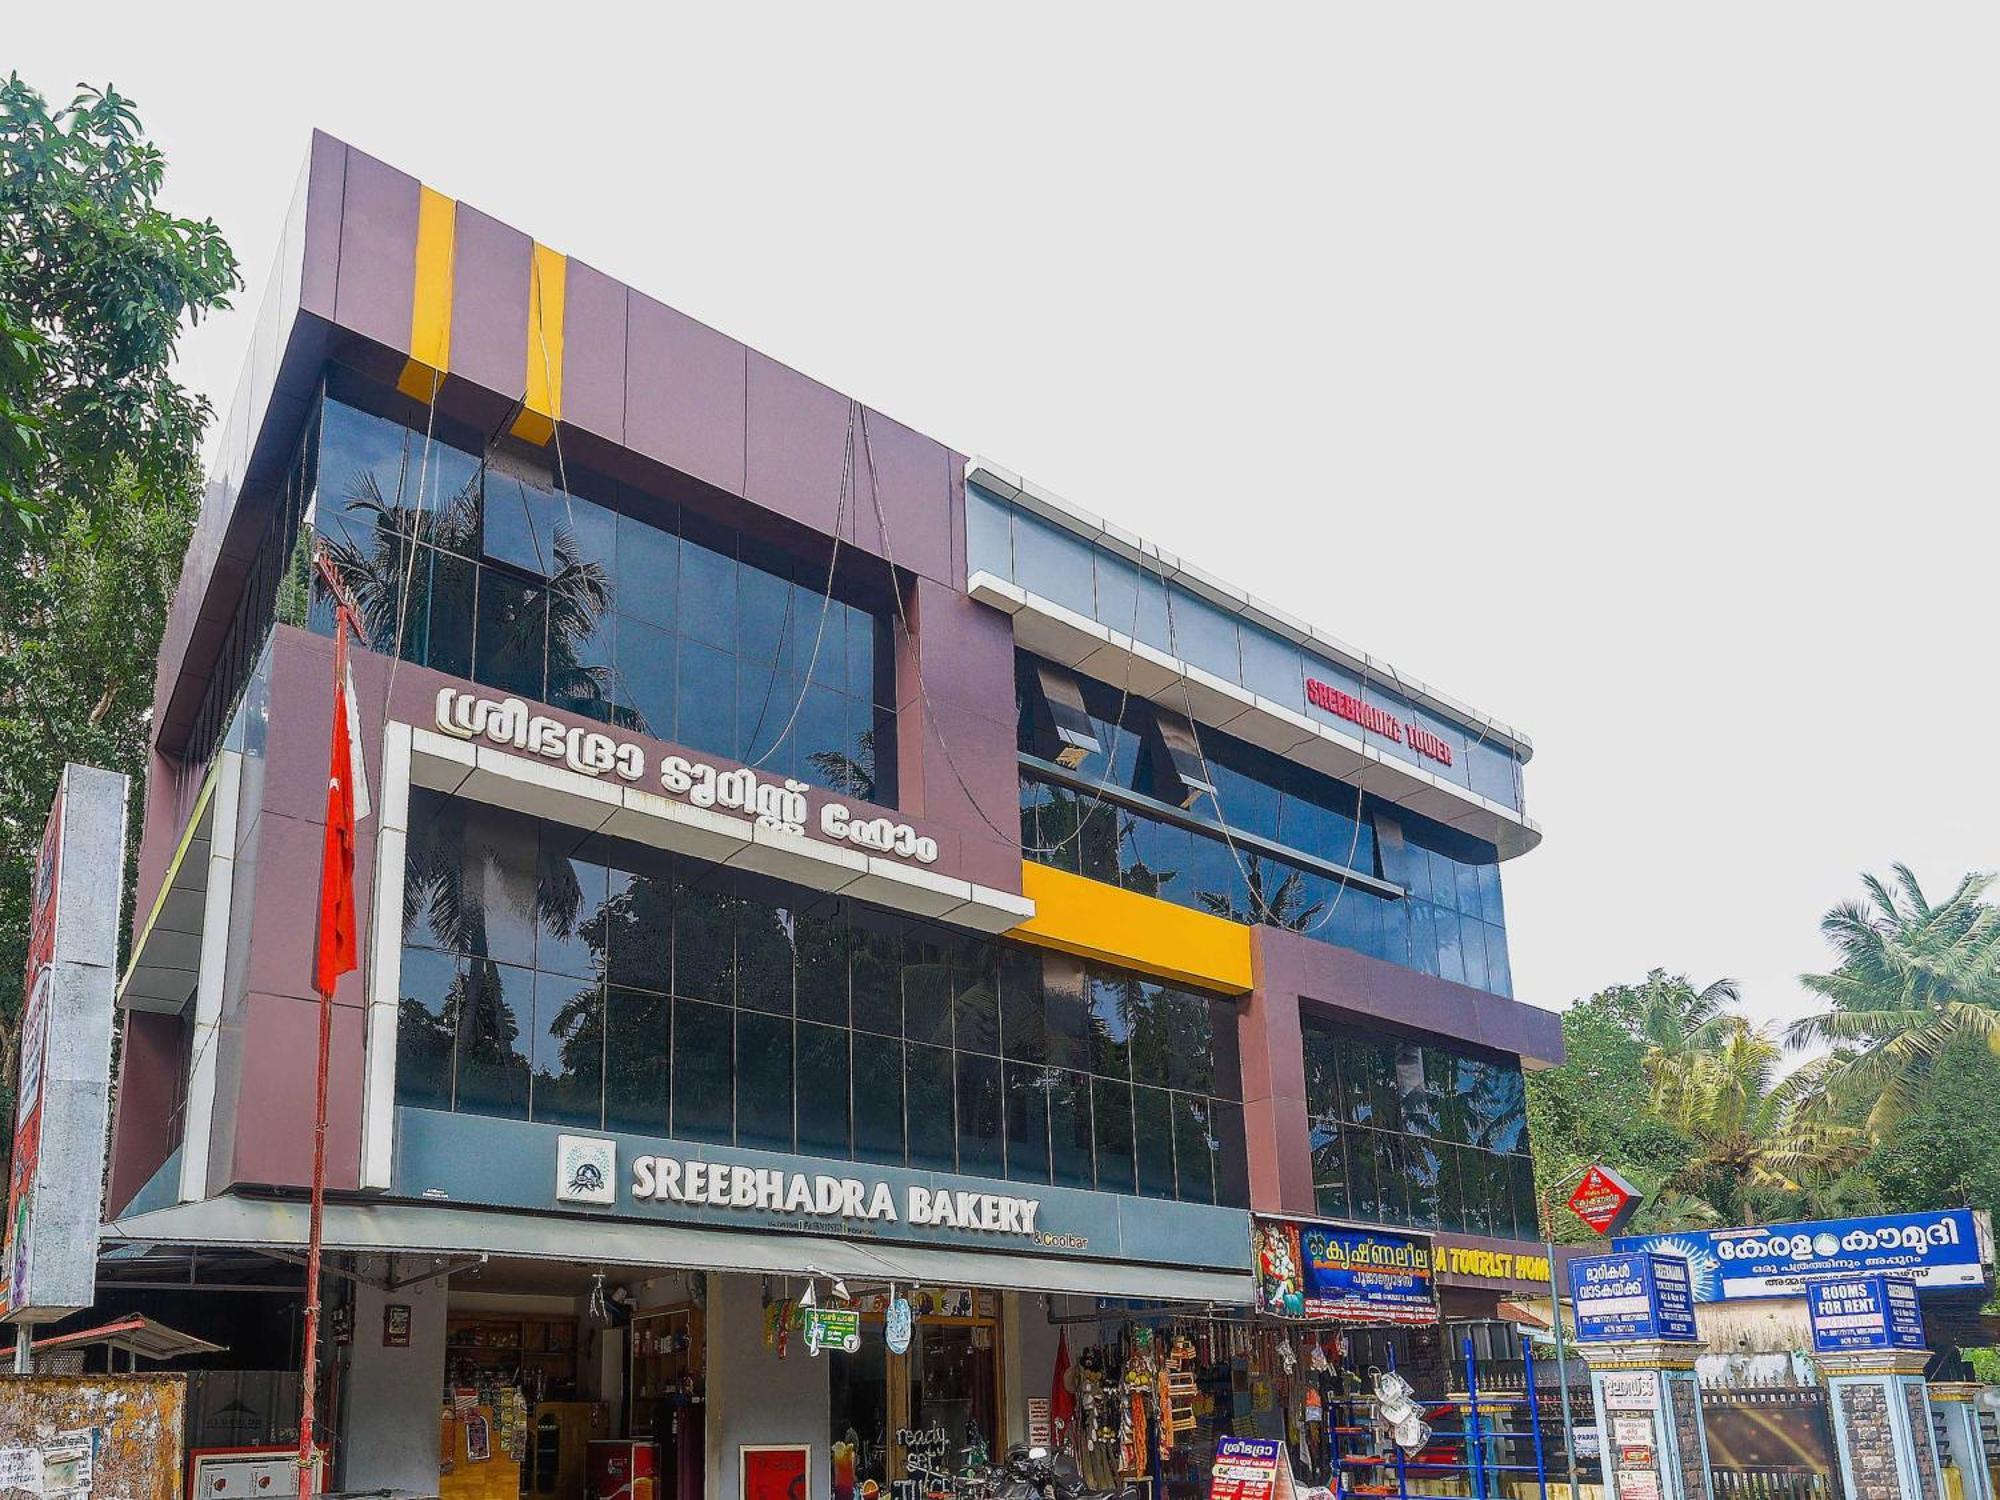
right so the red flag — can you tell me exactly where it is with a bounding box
[1049,1328,1075,1444]
[314,618,366,997]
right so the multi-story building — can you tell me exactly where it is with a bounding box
[100,135,1560,1497]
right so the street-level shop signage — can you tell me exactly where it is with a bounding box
[402,1109,1255,1273]
[1252,1215,1438,1326]
[1806,1274,1927,1355]
[1568,1162,1643,1237]
[434,687,938,863]
[1304,678,1453,767]
[1208,1437,1294,1500]
[1436,1245,1553,1285]
[1569,1251,1698,1343]
[1615,1209,1991,1303]
[560,1137,1045,1236]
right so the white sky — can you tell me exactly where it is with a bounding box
[15,5,1999,1035]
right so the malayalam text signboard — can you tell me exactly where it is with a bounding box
[1569,1252,1699,1343]
[1569,1164,1642,1236]
[1208,1437,1290,1500]
[1253,1216,1437,1325]
[1615,1210,1990,1302]
[1806,1274,1928,1354]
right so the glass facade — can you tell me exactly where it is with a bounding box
[968,484,1526,813]
[396,787,1247,1206]
[302,392,895,801]
[1301,1014,1539,1239]
[1019,659,1514,996]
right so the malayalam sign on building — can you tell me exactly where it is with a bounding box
[1806,1274,1927,1354]
[0,764,127,1323]
[1252,1215,1437,1326]
[1615,1209,1991,1303]
[1569,1251,1698,1343]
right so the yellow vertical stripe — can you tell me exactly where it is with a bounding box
[397,186,457,402]
[512,242,567,445]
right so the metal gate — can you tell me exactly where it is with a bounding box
[1698,1377,1837,1500]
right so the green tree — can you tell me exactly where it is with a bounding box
[1861,1039,2000,1221]
[1787,866,2000,1138]
[0,80,238,1099]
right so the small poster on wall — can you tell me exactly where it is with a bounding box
[383,1303,412,1347]
[465,1413,491,1463]
[742,1444,810,1500]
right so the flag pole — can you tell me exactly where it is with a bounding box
[301,550,362,1499]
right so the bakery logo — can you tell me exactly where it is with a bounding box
[555,1135,617,1206]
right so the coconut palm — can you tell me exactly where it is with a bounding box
[1654,1019,1865,1224]
[1786,865,2000,1139]
[1625,971,1744,1128]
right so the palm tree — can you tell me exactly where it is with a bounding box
[1197,854,1325,932]
[1787,865,2000,1139]
[1626,971,1743,1128]
[1654,1019,1865,1224]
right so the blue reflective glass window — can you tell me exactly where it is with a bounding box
[1182,831,1243,922]
[1428,848,1460,911]
[999,946,1045,1063]
[737,564,797,683]
[795,904,849,1026]
[852,1036,904,1165]
[1005,1062,1052,1184]
[953,938,1001,1055]
[1478,863,1505,928]
[548,597,616,723]
[1087,971,1134,1079]
[679,536,737,651]
[957,1051,1004,1179]
[395,945,458,1111]
[1094,551,1141,636]
[1467,740,1519,810]
[671,998,733,1145]
[315,400,408,562]
[461,804,538,967]
[795,1022,851,1157]
[1172,1094,1215,1204]
[850,917,902,1037]
[1455,861,1484,922]
[1404,1137,1441,1228]
[1435,911,1465,986]
[736,888,797,1015]
[1043,964,1091,1073]
[903,930,954,1046]
[456,960,532,1120]
[1211,763,1279,843]
[1345,1128,1381,1218]
[1133,1086,1177,1200]
[1049,1070,1094,1189]
[1012,512,1097,617]
[600,868,672,1000]
[1408,901,1440,977]
[1092,1077,1136,1194]
[1460,915,1490,993]
[735,1010,794,1151]
[673,877,736,1004]
[474,570,547,701]
[1209,998,1242,1101]
[737,663,796,774]
[615,508,679,630]
[483,471,562,576]
[1485,925,1513,998]
[401,548,477,679]
[1213,1100,1249,1208]
[532,971,602,1128]
[616,615,676,740]
[605,986,668,1133]
[535,844,607,981]
[676,638,737,758]
[964,486,1014,579]
[795,681,852,790]
[906,1042,955,1171]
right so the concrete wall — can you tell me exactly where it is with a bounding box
[707,1274,830,1500]
[341,1255,450,1493]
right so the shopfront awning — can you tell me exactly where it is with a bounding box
[103,1195,1253,1307]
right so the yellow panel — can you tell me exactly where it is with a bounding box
[1013,862,1253,994]
[397,186,457,402]
[512,241,567,444]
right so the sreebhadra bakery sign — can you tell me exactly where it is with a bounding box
[556,1136,1049,1238]
[435,688,938,863]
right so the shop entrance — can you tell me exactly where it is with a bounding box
[830,1291,1003,1499]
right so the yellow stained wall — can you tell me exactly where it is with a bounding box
[1012,863,1253,994]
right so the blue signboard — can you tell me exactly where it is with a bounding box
[1569,1251,1699,1343]
[1615,1209,1989,1302]
[1253,1216,1437,1325]
[1807,1274,1928,1354]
